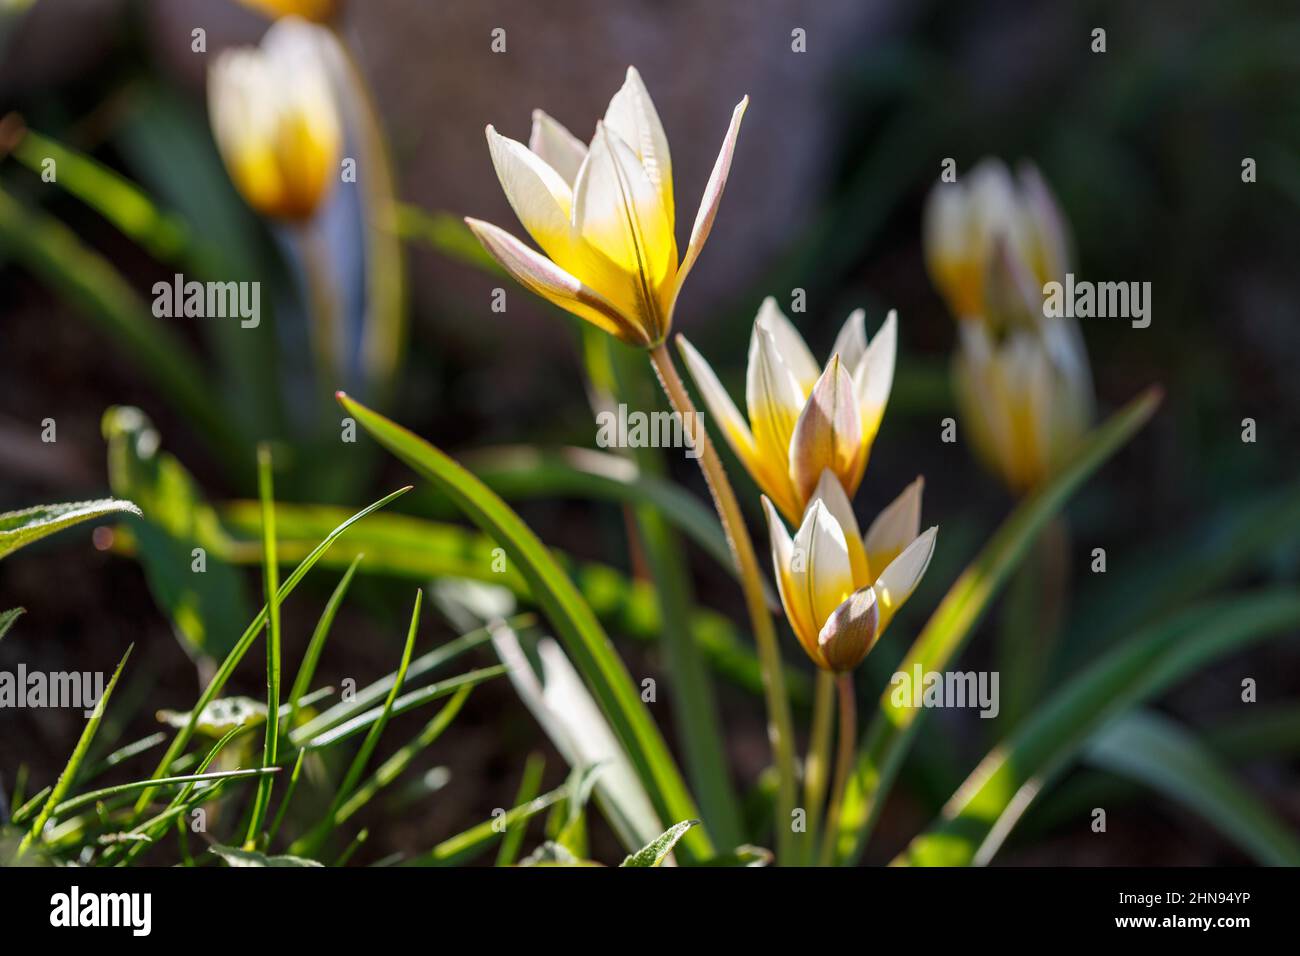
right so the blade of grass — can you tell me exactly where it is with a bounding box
[335,392,710,860]
[410,783,571,867]
[896,589,1300,866]
[0,607,24,642]
[17,643,132,855]
[266,748,307,846]
[297,666,504,750]
[290,590,422,855]
[285,553,364,730]
[131,486,411,815]
[835,387,1162,864]
[1083,709,1300,866]
[290,616,526,743]
[496,752,545,867]
[216,503,802,703]
[245,445,282,847]
[334,684,473,827]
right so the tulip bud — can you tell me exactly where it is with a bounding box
[818,585,880,673]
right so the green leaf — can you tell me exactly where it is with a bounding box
[0,499,140,560]
[245,445,283,847]
[695,844,774,867]
[285,553,363,732]
[620,819,700,867]
[335,392,710,861]
[455,444,742,592]
[414,783,571,867]
[1082,710,1300,866]
[896,589,1300,866]
[51,767,273,820]
[18,643,132,855]
[292,590,422,855]
[496,753,545,867]
[132,485,411,815]
[334,684,474,827]
[210,844,323,867]
[103,406,250,660]
[835,386,1162,864]
[0,607,24,642]
[215,502,808,704]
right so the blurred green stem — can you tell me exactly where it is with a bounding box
[819,672,856,867]
[647,342,797,865]
[296,219,342,394]
[803,670,834,863]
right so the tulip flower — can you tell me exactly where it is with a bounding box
[923,158,1070,322]
[764,470,937,673]
[679,297,897,523]
[207,17,343,221]
[465,67,748,348]
[952,241,1093,493]
[924,159,1093,494]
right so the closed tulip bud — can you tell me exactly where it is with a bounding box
[207,17,343,221]
[765,470,937,672]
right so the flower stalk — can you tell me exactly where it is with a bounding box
[647,341,798,864]
[819,672,857,866]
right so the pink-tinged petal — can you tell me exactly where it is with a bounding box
[872,526,938,633]
[603,66,673,226]
[528,109,588,187]
[863,476,924,574]
[789,354,863,506]
[464,217,647,346]
[818,585,880,673]
[674,95,747,293]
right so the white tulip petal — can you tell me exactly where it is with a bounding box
[746,321,807,471]
[764,496,819,661]
[755,296,820,393]
[603,66,673,225]
[807,468,868,584]
[873,526,938,629]
[486,125,575,256]
[853,310,897,441]
[528,109,588,187]
[573,122,674,287]
[792,499,856,632]
[831,308,867,373]
[677,334,757,461]
[676,95,747,291]
[464,217,644,344]
[863,476,924,573]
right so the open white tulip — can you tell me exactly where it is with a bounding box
[467,66,748,348]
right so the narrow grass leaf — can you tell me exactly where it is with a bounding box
[620,819,700,867]
[496,752,545,867]
[835,387,1162,863]
[896,590,1300,866]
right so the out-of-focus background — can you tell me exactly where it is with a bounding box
[1,0,1297,865]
